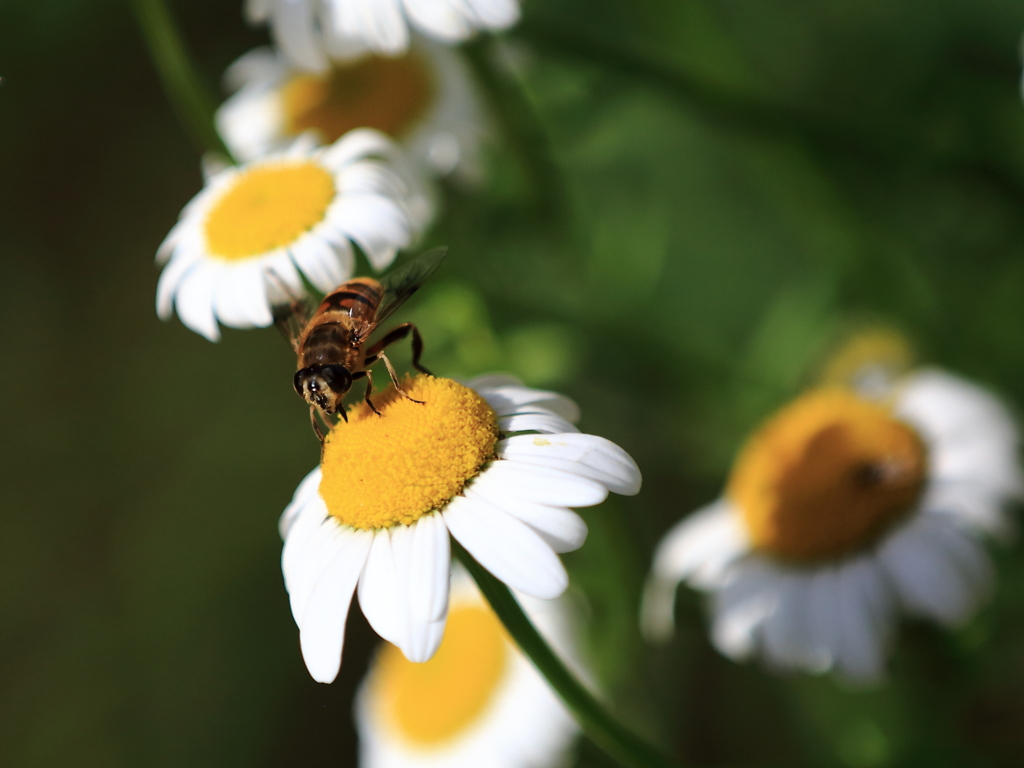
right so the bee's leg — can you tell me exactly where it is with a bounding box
[309,406,325,445]
[378,352,426,405]
[352,370,381,416]
[365,323,433,376]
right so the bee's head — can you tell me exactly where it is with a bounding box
[294,364,352,414]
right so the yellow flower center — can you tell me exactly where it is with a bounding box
[727,388,927,561]
[372,604,510,746]
[282,53,435,143]
[319,376,498,530]
[203,161,335,260]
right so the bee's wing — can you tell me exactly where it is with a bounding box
[370,246,448,331]
[266,269,313,352]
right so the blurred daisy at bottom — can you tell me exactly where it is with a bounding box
[643,330,1023,682]
[280,374,640,683]
[356,565,580,768]
[217,38,484,180]
[156,129,424,341]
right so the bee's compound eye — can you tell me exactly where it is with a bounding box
[321,365,352,394]
[293,369,307,396]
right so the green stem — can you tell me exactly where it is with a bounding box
[130,0,233,159]
[461,35,569,222]
[454,543,681,768]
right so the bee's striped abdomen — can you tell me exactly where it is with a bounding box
[316,278,383,322]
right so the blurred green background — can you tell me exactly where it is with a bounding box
[4,0,1024,765]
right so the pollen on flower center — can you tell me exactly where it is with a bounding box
[727,388,927,561]
[319,376,499,530]
[282,53,435,143]
[373,605,509,745]
[204,161,335,259]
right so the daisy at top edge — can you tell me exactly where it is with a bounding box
[642,361,1023,684]
[217,37,485,180]
[356,564,581,768]
[245,0,520,68]
[279,373,641,683]
[156,130,426,342]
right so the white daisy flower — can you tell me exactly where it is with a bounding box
[356,565,580,768]
[156,130,422,341]
[246,0,520,67]
[642,366,1023,683]
[279,373,641,683]
[217,38,484,179]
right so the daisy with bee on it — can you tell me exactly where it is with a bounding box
[279,372,640,683]
[642,328,1024,683]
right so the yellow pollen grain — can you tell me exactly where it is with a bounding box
[373,605,509,745]
[319,376,498,530]
[727,388,927,561]
[204,161,335,260]
[282,53,435,143]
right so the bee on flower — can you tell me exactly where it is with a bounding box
[217,37,484,181]
[642,329,1024,682]
[279,373,641,683]
[245,0,520,67]
[356,565,581,768]
[156,129,427,341]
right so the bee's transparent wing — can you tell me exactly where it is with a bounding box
[265,268,313,352]
[371,246,448,330]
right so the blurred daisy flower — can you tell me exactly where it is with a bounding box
[642,332,1023,682]
[279,374,641,683]
[246,0,520,68]
[156,130,424,341]
[356,565,579,768]
[217,39,483,179]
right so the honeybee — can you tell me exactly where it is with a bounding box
[272,247,447,443]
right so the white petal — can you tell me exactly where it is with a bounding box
[287,517,355,623]
[401,0,471,42]
[331,194,410,270]
[320,128,398,170]
[155,248,201,319]
[479,384,581,423]
[498,433,642,496]
[642,502,751,643]
[761,572,822,671]
[499,412,580,435]
[832,557,892,682]
[470,460,608,507]
[651,501,750,589]
[333,0,409,54]
[443,494,568,599]
[298,528,373,682]
[357,530,406,647]
[279,467,322,539]
[270,0,329,73]
[212,260,274,329]
[174,260,223,340]
[464,486,587,553]
[390,512,451,662]
[245,0,273,23]
[878,514,992,626]
[463,0,520,29]
[291,233,352,293]
[710,558,782,660]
